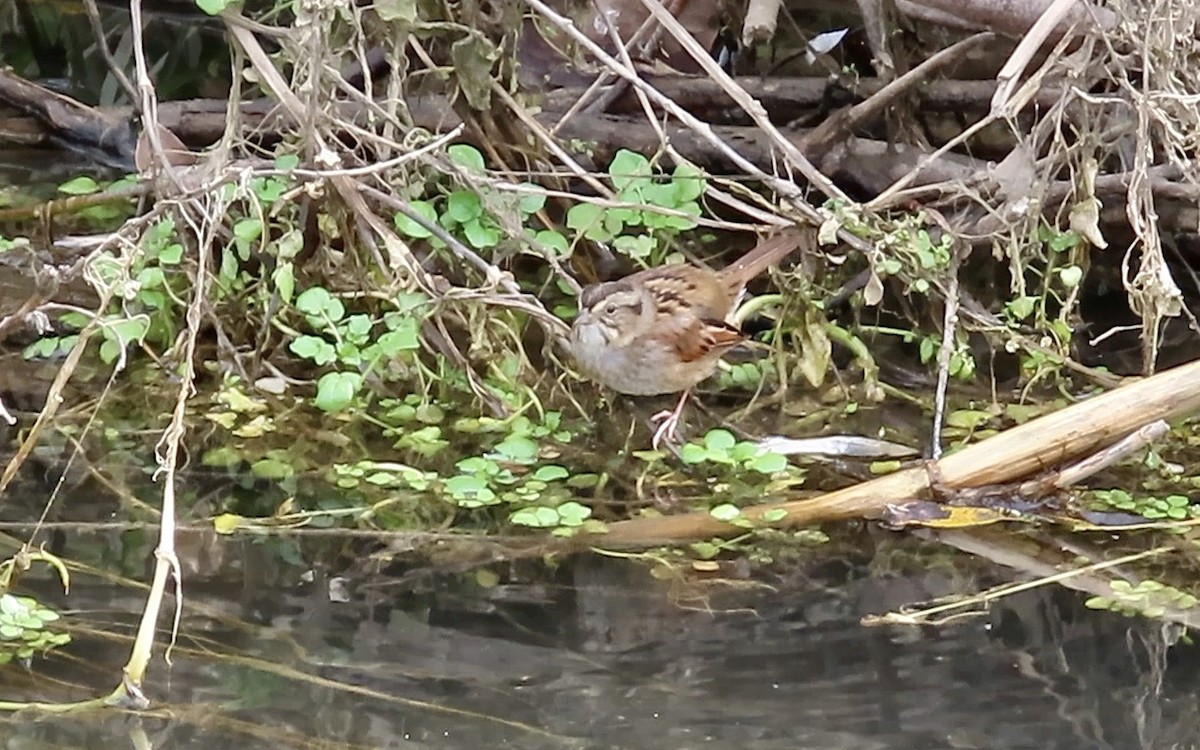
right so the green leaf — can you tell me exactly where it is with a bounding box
[945,410,993,429]
[658,202,700,231]
[342,314,373,342]
[314,372,361,412]
[493,435,538,462]
[1058,265,1084,288]
[748,451,789,474]
[445,190,483,223]
[445,474,485,496]
[375,0,417,22]
[640,183,679,209]
[220,247,239,281]
[612,234,654,259]
[158,243,184,264]
[445,475,498,507]
[273,262,295,304]
[233,218,262,243]
[1006,295,1037,320]
[58,176,101,195]
[566,203,609,240]
[107,317,150,347]
[289,335,337,366]
[463,219,501,249]
[195,0,231,14]
[535,230,569,255]
[679,444,709,464]
[395,201,438,238]
[555,501,592,526]
[448,144,487,173]
[336,340,363,367]
[457,456,497,475]
[251,458,294,480]
[251,177,287,203]
[377,324,420,355]
[672,162,706,202]
[919,337,936,362]
[567,473,599,489]
[704,429,737,453]
[136,266,166,290]
[23,337,62,360]
[607,210,637,235]
[519,188,546,215]
[296,287,345,323]
[690,541,721,559]
[729,442,759,463]
[1047,230,1080,253]
[608,150,652,191]
[510,507,560,528]
[709,503,741,522]
[533,465,569,481]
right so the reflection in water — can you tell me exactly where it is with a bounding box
[0,526,1196,750]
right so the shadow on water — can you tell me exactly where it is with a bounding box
[3,513,1200,750]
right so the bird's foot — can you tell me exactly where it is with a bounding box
[649,391,690,450]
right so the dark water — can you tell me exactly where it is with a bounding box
[2,522,1197,750]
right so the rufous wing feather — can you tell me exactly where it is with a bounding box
[673,318,745,363]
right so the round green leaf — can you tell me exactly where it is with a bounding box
[395,201,438,238]
[519,188,547,215]
[608,150,652,191]
[748,451,789,474]
[296,287,345,322]
[445,190,483,223]
[448,144,486,173]
[314,372,361,412]
[533,465,569,482]
[556,501,592,526]
[510,506,561,527]
[704,429,737,453]
[709,503,741,521]
[493,435,538,462]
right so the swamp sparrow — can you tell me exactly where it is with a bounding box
[568,229,803,447]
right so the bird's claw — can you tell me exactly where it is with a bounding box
[649,390,691,450]
[650,409,681,450]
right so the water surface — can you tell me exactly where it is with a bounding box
[2,524,1195,750]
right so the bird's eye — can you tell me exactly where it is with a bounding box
[604,303,618,315]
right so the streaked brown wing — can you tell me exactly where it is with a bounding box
[636,265,735,321]
[673,318,745,363]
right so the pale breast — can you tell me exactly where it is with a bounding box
[568,263,734,396]
[571,324,722,395]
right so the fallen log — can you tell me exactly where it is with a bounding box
[0,69,135,170]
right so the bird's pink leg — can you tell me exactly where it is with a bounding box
[650,390,691,449]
